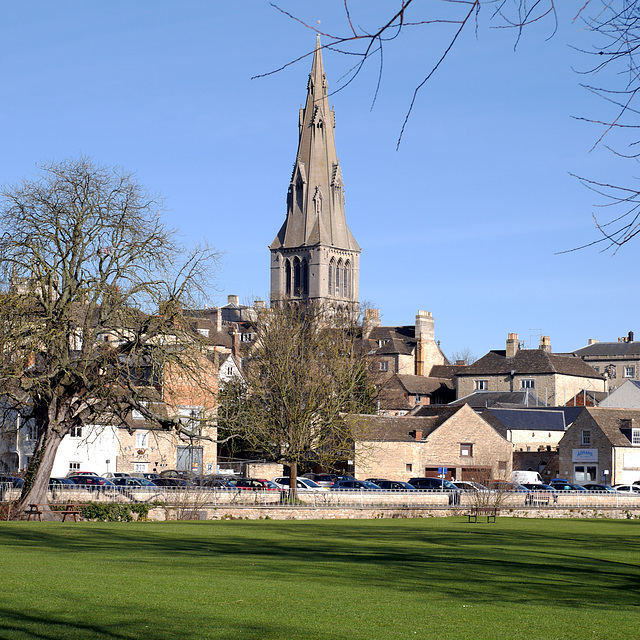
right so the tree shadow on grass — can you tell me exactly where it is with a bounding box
[1,520,639,611]
[0,607,341,640]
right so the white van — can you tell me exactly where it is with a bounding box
[512,470,543,485]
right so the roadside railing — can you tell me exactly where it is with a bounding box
[3,483,640,510]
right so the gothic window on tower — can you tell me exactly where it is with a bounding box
[344,261,351,298]
[302,259,309,296]
[285,259,292,296]
[294,257,302,295]
[328,258,335,295]
[336,259,343,297]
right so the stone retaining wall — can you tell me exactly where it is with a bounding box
[147,505,640,521]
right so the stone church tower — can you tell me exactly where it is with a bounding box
[270,36,361,314]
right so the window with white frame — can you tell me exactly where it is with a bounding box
[625,366,635,378]
[460,443,473,457]
[632,429,640,445]
[581,430,591,446]
[197,328,210,338]
[135,431,149,448]
[474,380,488,391]
[414,394,422,403]
[69,427,83,438]
[69,461,80,471]
[134,463,148,473]
[520,379,535,389]
[379,361,389,372]
[406,463,412,473]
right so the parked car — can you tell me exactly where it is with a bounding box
[409,477,459,491]
[152,477,188,487]
[230,478,283,491]
[65,470,98,477]
[408,477,461,505]
[549,478,569,486]
[48,477,76,487]
[612,484,640,494]
[452,481,488,493]
[111,477,147,487]
[366,479,417,491]
[0,475,24,487]
[549,482,589,492]
[330,480,382,491]
[302,473,338,487]
[582,484,618,493]
[272,477,326,491]
[103,472,132,479]
[520,483,557,492]
[488,481,529,493]
[68,475,115,489]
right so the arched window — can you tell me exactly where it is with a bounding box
[345,261,351,299]
[336,259,343,298]
[302,259,309,296]
[328,258,335,295]
[285,259,292,296]
[293,257,301,295]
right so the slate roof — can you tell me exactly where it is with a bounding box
[481,408,567,432]
[571,341,640,357]
[449,390,546,409]
[459,349,604,380]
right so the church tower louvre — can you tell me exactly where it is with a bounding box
[270,35,361,314]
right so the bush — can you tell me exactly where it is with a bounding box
[51,502,151,522]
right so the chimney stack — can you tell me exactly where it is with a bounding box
[539,336,552,353]
[227,294,240,305]
[362,308,381,339]
[588,339,599,346]
[254,299,266,310]
[506,333,519,358]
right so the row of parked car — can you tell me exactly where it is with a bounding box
[3,471,640,496]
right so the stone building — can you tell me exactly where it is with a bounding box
[571,331,640,391]
[351,404,512,483]
[362,309,448,378]
[455,333,606,406]
[557,407,640,485]
[270,35,361,314]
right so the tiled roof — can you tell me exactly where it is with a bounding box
[581,407,640,446]
[429,364,466,379]
[350,407,463,442]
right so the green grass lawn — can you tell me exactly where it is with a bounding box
[0,517,638,640]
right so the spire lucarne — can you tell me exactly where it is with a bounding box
[270,35,360,314]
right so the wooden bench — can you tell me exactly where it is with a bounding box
[25,503,43,521]
[466,506,498,523]
[60,504,81,522]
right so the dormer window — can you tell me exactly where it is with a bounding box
[633,428,640,445]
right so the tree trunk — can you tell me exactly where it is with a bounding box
[15,429,64,518]
[289,460,298,502]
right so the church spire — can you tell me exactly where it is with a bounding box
[270,36,360,312]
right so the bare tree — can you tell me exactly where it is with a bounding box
[0,158,220,515]
[449,348,476,365]
[217,303,376,496]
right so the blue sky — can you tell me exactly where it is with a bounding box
[1,2,636,359]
